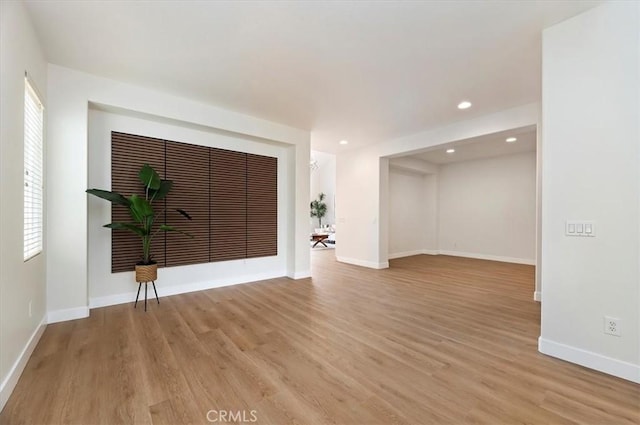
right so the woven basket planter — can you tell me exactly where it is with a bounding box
[135,263,157,283]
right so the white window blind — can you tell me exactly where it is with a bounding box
[24,77,44,261]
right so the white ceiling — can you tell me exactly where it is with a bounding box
[25,1,600,153]
[410,126,536,165]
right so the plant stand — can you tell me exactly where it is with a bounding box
[135,281,159,312]
[134,263,159,311]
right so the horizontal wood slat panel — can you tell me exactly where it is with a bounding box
[111,133,278,270]
[210,148,247,262]
[247,154,277,258]
[165,141,210,267]
[111,132,166,272]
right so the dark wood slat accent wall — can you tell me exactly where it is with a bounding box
[111,132,166,272]
[165,141,210,267]
[210,148,247,262]
[111,133,278,273]
[246,154,278,258]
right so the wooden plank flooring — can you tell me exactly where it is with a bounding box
[1,251,638,424]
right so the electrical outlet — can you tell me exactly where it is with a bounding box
[28,300,32,318]
[604,316,621,336]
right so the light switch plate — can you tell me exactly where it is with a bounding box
[566,221,595,237]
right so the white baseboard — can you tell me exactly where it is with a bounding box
[388,249,439,259]
[90,292,137,309]
[336,256,389,269]
[47,306,89,324]
[437,250,535,265]
[289,270,311,279]
[422,249,439,255]
[89,270,287,309]
[538,337,640,384]
[387,249,534,265]
[534,291,541,302]
[388,250,424,259]
[0,315,47,411]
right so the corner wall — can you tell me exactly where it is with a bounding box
[540,1,639,382]
[388,159,439,259]
[388,168,428,257]
[0,0,48,410]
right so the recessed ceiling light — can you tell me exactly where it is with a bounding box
[506,137,517,143]
[457,101,472,110]
[339,140,349,145]
[446,148,455,153]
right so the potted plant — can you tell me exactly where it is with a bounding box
[86,164,192,283]
[310,192,328,228]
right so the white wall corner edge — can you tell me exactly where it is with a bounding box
[336,256,389,270]
[47,306,90,324]
[533,291,541,302]
[538,337,640,384]
[0,315,47,412]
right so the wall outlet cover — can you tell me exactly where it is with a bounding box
[604,316,621,337]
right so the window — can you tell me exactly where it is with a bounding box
[24,76,44,261]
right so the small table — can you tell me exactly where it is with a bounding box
[311,233,329,248]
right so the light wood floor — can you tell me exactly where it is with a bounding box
[1,251,638,424]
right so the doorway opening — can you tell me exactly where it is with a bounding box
[386,126,539,298]
[310,150,337,258]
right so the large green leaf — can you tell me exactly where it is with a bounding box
[175,208,192,220]
[138,164,161,190]
[128,194,154,221]
[159,224,193,238]
[149,179,173,201]
[104,222,147,236]
[86,189,129,206]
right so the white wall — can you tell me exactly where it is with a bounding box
[309,150,336,230]
[88,109,293,307]
[388,169,426,257]
[0,0,48,409]
[540,1,639,382]
[438,152,536,264]
[47,65,311,322]
[336,149,387,268]
[388,165,438,258]
[423,174,438,253]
